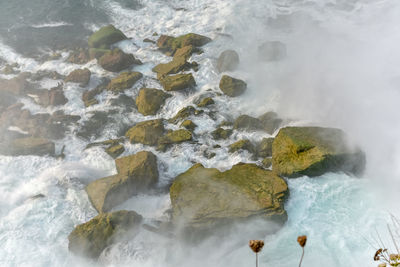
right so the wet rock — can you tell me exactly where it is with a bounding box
[143,38,156,44]
[258,111,282,134]
[258,41,286,62]
[105,144,125,159]
[86,151,159,212]
[77,111,115,140]
[109,94,136,112]
[157,33,211,55]
[67,48,90,64]
[257,137,274,158]
[82,81,108,107]
[272,127,366,178]
[65,68,91,87]
[88,25,128,49]
[211,127,233,140]
[233,115,264,131]
[30,70,65,81]
[160,73,196,91]
[85,138,124,150]
[219,75,247,97]
[262,158,272,168]
[217,50,239,72]
[136,88,171,116]
[197,97,214,108]
[36,83,68,107]
[0,75,31,96]
[170,163,289,230]
[180,120,197,132]
[168,106,199,124]
[88,48,110,60]
[107,71,143,93]
[2,64,18,75]
[158,129,192,151]
[125,119,164,146]
[152,56,192,79]
[99,48,142,72]
[229,139,255,154]
[0,137,55,156]
[68,210,142,259]
[173,45,196,60]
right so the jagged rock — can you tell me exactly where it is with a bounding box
[233,115,263,131]
[229,139,255,154]
[68,210,142,259]
[168,106,201,124]
[160,73,195,91]
[258,111,282,134]
[135,88,171,116]
[37,84,68,107]
[258,41,286,62]
[158,129,192,151]
[67,48,90,64]
[219,75,247,97]
[170,163,289,230]
[82,81,108,107]
[211,127,233,140]
[86,151,159,212]
[173,45,196,60]
[65,68,91,87]
[272,127,366,178]
[152,56,192,79]
[157,33,211,55]
[180,120,197,132]
[105,144,125,159]
[257,138,274,158]
[217,50,239,72]
[0,137,55,156]
[88,25,128,49]
[125,119,164,146]
[107,71,143,93]
[197,97,214,108]
[99,48,141,72]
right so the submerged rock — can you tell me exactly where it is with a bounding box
[107,71,143,93]
[168,106,201,124]
[180,120,197,132]
[125,119,164,146]
[105,144,125,159]
[86,151,159,212]
[88,25,128,49]
[211,127,233,140]
[217,50,239,72]
[68,210,142,259]
[197,97,214,108]
[257,137,274,158]
[272,127,366,177]
[160,73,196,91]
[135,88,171,116]
[99,48,141,72]
[82,80,108,107]
[65,68,91,87]
[258,41,286,62]
[258,111,282,134]
[0,137,55,156]
[219,75,247,97]
[229,139,255,154]
[170,163,288,230]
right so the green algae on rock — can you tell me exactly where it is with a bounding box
[136,88,171,116]
[125,119,164,146]
[157,33,211,55]
[160,73,196,91]
[152,56,192,79]
[158,129,192,151]
[68,210,142,259]
[88,25,128,49]
[105,144,125,159]
[219,75,247,97]
[229,139,255,154]
[211,127,233,140]
[180,119,197,132]
[107,71,143,93]
[272,127,366,178]
[197,97,215,108]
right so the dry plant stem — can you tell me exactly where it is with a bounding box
[256,252,258,267]
[299,247,304,267]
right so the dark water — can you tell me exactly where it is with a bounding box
[0,0,142,56]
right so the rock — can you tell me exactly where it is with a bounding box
[109,94,136,112]
[85,138,124,150]
[170,163,289,230]
[86,151,159,212]
[135,88,171,116]
[125,119,164,146]
[160,73,196,91]
[0,137,55,156]
[0,76,31,96]
[2,64,18,75]
[88,25,128,49]
[168,106,199,124]
[68,210,142,259]
[157,33,211,55]
[37,83,68,107]
[257,138,274,158]
[82,81,108,107]
[211,127,233,140]
[229,139,255,154]
[173,45,195,60]
[99,48,141,72]
[180,120,197,132]
[65,68,91,87]
[219,75,247,97]
[105,144,125,159]
[77,111,114,140]
[88,48,110,60]
[197,97,214,108]
[152,57,192,79]
[258,112,282,134]
[204,150,216,159]
[158,129,192,151]
[233,115,263,131]
[217,50,240,72]
[107,71,143,93]
[262,158,272,168]
[30,70,64,81]
[143,38,155,44]
[67,48,90,64]
[258,41,286,62]
[272,127,366,178]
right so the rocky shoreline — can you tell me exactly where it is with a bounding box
[0,25,366,260]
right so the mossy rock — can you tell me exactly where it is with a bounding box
[105,144,125,159]
[160,73,196,91]
[257,138,274,158]
[86,138,124,150]
[157,33,211,55]
[158,129,192,149]
[99,48,141,72]
[168,106,197,124]
[68,210,142,259]
[173,45,196,60]
[219,75,247,97]
[229,139,255,154]
[170,163,288,230]
[86,151,159,213]
[89,48,110,60]
[136,88,171,116]
[152,57,191,79]
[180,120,197,132]
[88,25,128,49]
[64,68,91,87]
[211,127,233,140]
[262,158,272,169]
[233,115,263,131]
[107,71,143,93]
[125,119,164,146]
[217,50,239,73]
[272,127,366,178]
[197,97,214,108]
[0,137,55,156]
[258,111,282,134]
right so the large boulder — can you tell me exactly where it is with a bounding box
[0,137,55,156]
[157,33,211,55]
[272,127,366,178]
[86,151,159,213]
[64,68,91,87]
[160,73,196,91]
[219,75,247,97]
[135,88,171,116]
[107,71,143,93]
[217,50,239,72]
[258,41,286,62]
[68,210,142,259]
[88,25,128,49]
[125,119,164,146]
[170,163,289,230]
[98,48,141,72]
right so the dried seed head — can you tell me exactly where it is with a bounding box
[297,235,307,248]
[374,249,383,261]
[249,240,264,253]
